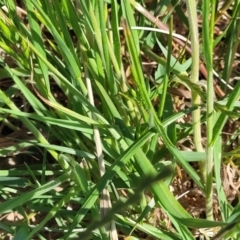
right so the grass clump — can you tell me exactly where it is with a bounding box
[0,0,240,239]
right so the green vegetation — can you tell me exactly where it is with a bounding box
[0,0,239,239]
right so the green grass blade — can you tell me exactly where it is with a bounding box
[0,173,70,214]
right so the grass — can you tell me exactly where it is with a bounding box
[0,0,240,239]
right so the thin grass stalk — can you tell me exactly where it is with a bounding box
[25,0,50,92]
[85,67,118,240]
[158,17,172,118]
[110,0,121,68]
[203,0,217,220]
[215,0,235,22]
[185,1,204,180]
[97,1,113,92]
[221,2,240,90]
